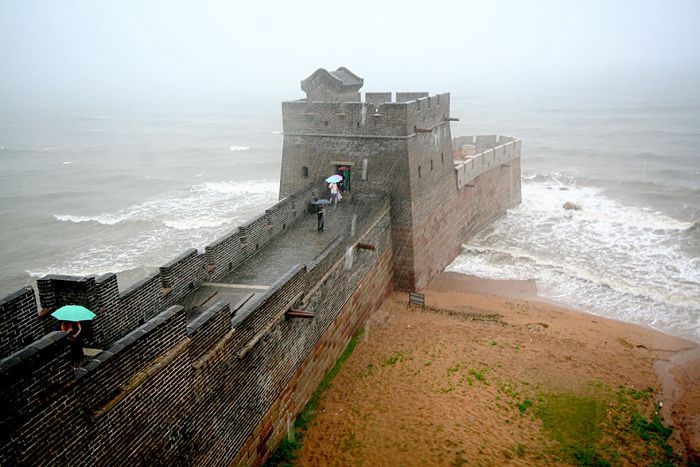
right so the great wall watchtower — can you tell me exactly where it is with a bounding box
[280,67,521,290]
[0,67,521,465]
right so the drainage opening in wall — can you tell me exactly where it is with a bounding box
[228,262,233,271]
[255,243,259,250]
[188,282,195,290]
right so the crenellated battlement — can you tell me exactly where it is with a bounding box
[0,183,319,362]
[282,92,451,139]
[0,191,394,464]
[453,135,522,189]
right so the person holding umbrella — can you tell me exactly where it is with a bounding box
[326,175,343,209]
[313,198,330,232]
[51,305,96,367]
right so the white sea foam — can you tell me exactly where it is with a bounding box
[271,130,282,135]
[46,179,280,276]
[54,213,123,225]
[448,177,700,342]
[62,161,72,165]
[229,145,250,151]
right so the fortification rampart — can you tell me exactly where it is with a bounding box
[0,195,393,465]
[0,183,318,359]
[453,135,522,190]
[0,68,522,465]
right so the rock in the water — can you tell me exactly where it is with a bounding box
[563,201,582,210]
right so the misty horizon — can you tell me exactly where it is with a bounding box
[1,0,699,106]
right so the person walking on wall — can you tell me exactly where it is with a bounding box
[329,182,342,209]
[317,204,325,232]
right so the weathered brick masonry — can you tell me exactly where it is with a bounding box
[0,68,521,465]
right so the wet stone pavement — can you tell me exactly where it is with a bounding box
[179,202,358,321]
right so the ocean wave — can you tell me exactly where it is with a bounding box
[229,145,250,152]
[451,244,699,310]
[54,180,277,231]
[520,178,694,231]
[450,177,700,341]
[54,213,123,225]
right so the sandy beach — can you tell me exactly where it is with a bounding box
[293,272,700,465]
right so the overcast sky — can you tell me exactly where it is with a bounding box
[1,0,699,104]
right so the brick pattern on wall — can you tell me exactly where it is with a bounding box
[0,198,394,465]
[0,287,43,357]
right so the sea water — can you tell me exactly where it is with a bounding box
[0,84,698,341]
[448,86,700,343]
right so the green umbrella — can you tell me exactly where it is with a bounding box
[51,305,96,322]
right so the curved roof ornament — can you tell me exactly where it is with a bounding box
[300,67,364,95]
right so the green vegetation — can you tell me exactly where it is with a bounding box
[536,392,608,465]
[266,327,364,466]
[532,383,679,466]
[382,351,405,366]
[517,398,533,413]
[468,368,486,382]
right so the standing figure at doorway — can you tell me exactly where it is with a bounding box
[329,182,341,209]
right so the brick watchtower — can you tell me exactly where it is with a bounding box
[280,67,460,290]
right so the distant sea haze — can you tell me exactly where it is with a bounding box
[0,86,698,342]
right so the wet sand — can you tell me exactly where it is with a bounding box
[295,272,700,465]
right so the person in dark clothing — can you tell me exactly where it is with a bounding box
[317,205,325,232]
[60,321,84,366]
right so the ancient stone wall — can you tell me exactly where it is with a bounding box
[0,197,393,465]
[0,287,43,356]
[410,156,522,290]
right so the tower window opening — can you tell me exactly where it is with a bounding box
[441,153,444,164]
[302,166,309,178]
[418,166,422,178]
[430,160,434,171]
[324,121,329,126]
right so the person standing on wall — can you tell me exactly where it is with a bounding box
[317,204,325,232]
[60,321,83,367]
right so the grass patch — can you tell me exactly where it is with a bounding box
[535,392,607,465]
[468,368,486,382]
[266,326,364,466]
[517,398,533,413]
[383,351,405,366]
[532,384,679,466]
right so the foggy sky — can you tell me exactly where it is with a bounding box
[1,0,699,104]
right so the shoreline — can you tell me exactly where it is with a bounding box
[437,271,699,345]
[429,271,700,458]
[294,271,700,464]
